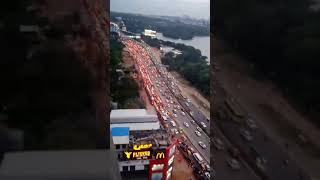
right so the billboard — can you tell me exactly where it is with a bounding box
[123,143,153,160]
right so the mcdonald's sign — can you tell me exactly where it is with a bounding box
[156,152,165,159]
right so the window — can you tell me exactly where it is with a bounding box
[117,153,121,159]
[123,166,128,172]
[116,145,120,149]
[122,144,127,149]
[144,165,149,170]
[130,165,135,171]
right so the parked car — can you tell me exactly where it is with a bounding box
[190,120,196,124]
[196,126,203,132]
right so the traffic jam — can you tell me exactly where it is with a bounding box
[121,37,211,179]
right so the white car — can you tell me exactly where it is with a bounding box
[200,122,207,128]
[173,114,178,118]
[181,111,186,116]
[205,172,210,179]
[190,120,196,124]
[183,122,189,127]
[172,128,179,134]
[195,131,201,137]
[187,98,191,103]
[196,126,202,132]
[198,141,207,149]
[170,121,176,127]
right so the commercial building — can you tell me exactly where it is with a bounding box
[111,109,176,180]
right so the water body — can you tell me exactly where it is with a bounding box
[111,0,210,20]
[156,32,210,62]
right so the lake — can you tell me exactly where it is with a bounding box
[156,32,210,62]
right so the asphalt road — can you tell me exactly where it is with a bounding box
[217,119,311,180]
[143,51,211,164]
[121,38,210,165]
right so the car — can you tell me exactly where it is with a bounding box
[196,126,202,132]
[227,158,241,170]
[213,138,225,150]
[206,118,210,122]
[178,127,183,133]
[205,164,211,172]
[190,111,194,116]
[195,131,201,137]
[172,128,179,134]
[240,129,253,141]
[170,100,174,104]
[173,114,178,118]
[200,122,207,128]
[172,109,177,114]
[170,121,176,127]
[181,111,186,116]
[190,120,196,124]
[187,98,191,103]
[204,172,210,179]
[246,118,257,129]
[167,104,171,108]
[166,99,169,103]
[199,141,207,149]
[183,122,189,127]
[185,102,190,107]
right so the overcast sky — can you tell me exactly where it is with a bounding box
[110,0,210,19]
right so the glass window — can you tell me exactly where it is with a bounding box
[130,165,135,171]
[116,145,120,149]
[123,166,128,172]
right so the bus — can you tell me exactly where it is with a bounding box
[193,153,204,164]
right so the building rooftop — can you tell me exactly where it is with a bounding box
[110,109,158,124]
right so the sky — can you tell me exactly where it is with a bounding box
[110,0,210,20]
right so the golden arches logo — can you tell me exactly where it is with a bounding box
[156,152,165,159]
[124,151,132,159]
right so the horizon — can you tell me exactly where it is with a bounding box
[110,0,210,20]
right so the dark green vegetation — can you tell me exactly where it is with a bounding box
[215,0,320,125]
[0,0,96,149]
[110,39,144,109]
[144,37,210,97]
[111,12,209,40]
